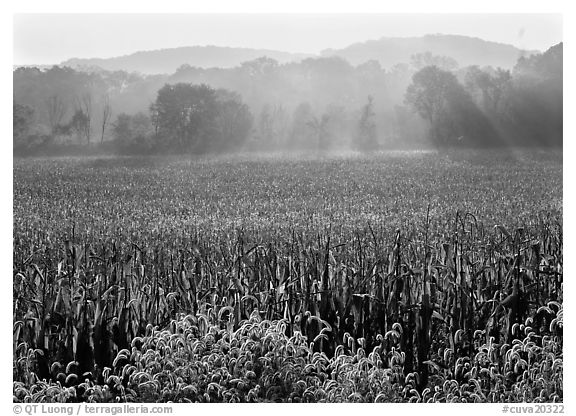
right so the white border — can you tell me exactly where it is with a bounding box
[4,1,571,414]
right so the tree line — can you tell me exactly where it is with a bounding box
[13,43,562,155]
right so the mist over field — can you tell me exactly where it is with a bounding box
[14,33,562,156]
[13,14,563,405]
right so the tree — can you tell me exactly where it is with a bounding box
[152,83,252,153]
[405,66,461,145]
[510,43,562,146]
[112,112,153,142]
[13,102,34,144]
[213,90,253,151]
[258,105,274,146]
[69,110,90,144]
[355,96,378,151]
[406,66,500,147]
[324,104,350,148]
[355,60,387,102]
[514,43,562,82]
[289,102,315,149]
[152,83,219,152]
[464,66,511,115]
[240,57,279,78]
[149,104,160,139]
[112,112,154,152]
[74,93,92,144]
[45,95,67,138]
[410,52,459,71]
[100,95,112,144]
[112,113,133,143]
[256,104,288,148]
[301,56,355,107]
[239,57,280,109]
[306,114,331,151]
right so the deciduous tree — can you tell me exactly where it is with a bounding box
[355,96,378,151]
[100,95,112,144]
[13,103,34,144]
[45,95,67,138]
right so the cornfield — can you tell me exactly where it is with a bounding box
[13,151,563,402]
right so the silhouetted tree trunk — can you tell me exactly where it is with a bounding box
[75,93,92,145]
[100,95,112,144]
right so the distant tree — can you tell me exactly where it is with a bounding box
[356,60,384,79]
[510,43,562,146]
[45,95,67,139]
[100,95,112,144]
[301,56,354,78]
[306,114,331,151]
[354,96,378,151]
[411,52,459,71]
[514,43,562,82]
[324,104,350,148]
[258,105,275,145]
[69,109,90,144]
[149,104,160,139]
[406,65,500,147]
[386,63,415,105]
[131,112,155,140]
[355,60,387,102]
[301,56,355,106]
[239,58,280,108]
[152,83,252,153]
[464,66,511,115]
[256,104,288,148]
[112,112,154,152]
[405,66,461,145]
[289,102,316,149]
[152,83,218,152]
[112,113,133,143]
[13,102,34,144]
[240,57,279,78]
[213,89,253,151]
[74,93,92,144]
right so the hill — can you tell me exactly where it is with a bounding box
[321,34,538,69]
[58,35,538,74]
[61,46,312,74]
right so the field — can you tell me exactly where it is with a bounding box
[13,150,563,403]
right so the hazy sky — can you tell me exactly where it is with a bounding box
[14,14,562,65]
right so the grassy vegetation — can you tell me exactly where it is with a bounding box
[13,150,563,402]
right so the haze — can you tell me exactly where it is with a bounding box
[14,13,562,66]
